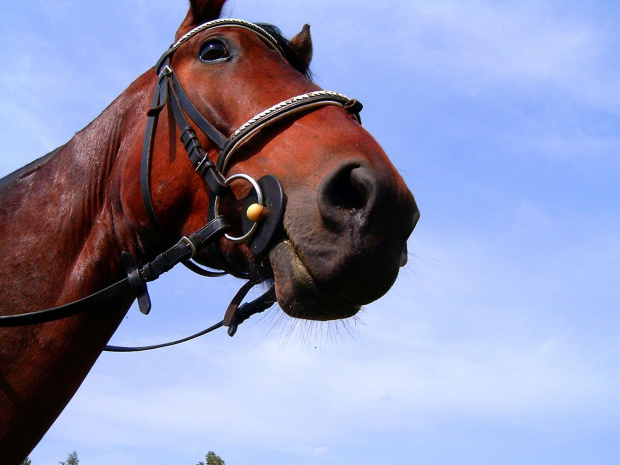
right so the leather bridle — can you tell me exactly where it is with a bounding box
[0,19,363,350]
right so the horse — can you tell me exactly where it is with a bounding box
[0,1,419,463]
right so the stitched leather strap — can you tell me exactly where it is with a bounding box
[0,217,230,327]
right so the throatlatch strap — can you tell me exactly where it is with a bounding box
[139,66,228,277]
[141,74,172,245]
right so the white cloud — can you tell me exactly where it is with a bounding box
[330,1,620,110]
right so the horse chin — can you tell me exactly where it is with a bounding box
[268,239,361,320]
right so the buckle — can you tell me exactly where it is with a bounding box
[179,236,197,258]
[158,65,173,78]
[121,252,152,315]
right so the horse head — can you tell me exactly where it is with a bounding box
[123,0,419,321]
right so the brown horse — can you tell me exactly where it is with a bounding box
[0,0,418,463]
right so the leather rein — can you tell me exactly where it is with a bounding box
[0,19,363,351]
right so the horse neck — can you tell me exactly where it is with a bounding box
[0,79,154,310]
[0,81,153,337]
[0,74,156,463]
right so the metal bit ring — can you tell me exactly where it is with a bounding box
[213,173,264,243]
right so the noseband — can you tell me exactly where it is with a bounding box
[0,19,363,349]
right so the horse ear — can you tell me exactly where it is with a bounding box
[290,24,313,69]
[176,0,227,39]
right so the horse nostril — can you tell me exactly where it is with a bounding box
[318,159,381,232]
[323,166,369,210]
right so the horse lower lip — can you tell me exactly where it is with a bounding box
[268,239,360,319]
[269,239,317,291]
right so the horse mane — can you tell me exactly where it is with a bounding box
[257,23,313,79]
[0,149,60,192]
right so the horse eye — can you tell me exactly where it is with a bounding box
[199,40,230,62]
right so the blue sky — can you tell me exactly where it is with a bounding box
[1,1,619,464]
